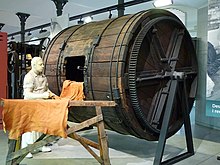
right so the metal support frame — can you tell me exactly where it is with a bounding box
[153,76,194,165]
[8,0,153,37]
[51,0,68,16]
[16,12,30,43]
[118,0,125,17]
[15,12,30,98]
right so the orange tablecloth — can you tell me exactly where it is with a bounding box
[60,80,85,100]
[2,80,85,140]
[2,99,69,140]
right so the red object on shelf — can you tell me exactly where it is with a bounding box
[0,32,8,130]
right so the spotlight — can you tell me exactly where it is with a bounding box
[153,0,173,7]
[84,16,93,23]
[78,18,84,25]
[39,28,47,33]
[108,10,112,19]
[27,31,32,36]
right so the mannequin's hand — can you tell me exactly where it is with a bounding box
[49,91,60,99]
[42,92,50,99]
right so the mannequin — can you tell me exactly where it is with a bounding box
[21,57,54,158]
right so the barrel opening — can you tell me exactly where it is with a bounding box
[65,56,85,82]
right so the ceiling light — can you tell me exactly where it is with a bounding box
[84,16,93,23]
[39,28,47,33]
[108,10,112,19]
[27,31,32,36]
[78,16,84,25]
[153,0,173,7]
[77,19,84,25]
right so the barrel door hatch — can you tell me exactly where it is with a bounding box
[64,56,85,82]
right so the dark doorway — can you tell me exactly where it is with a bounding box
[65,56,85,82]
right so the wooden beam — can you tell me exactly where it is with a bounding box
[67,114,103,134]
[71,132,103,164]
[6,140,16,165]
[96,106,111,165]
[68,100,116,107]
[7,135,59,161]
[0,100,117,107]
[68,133,99,150]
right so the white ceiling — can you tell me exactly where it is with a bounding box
[0,0,208,36]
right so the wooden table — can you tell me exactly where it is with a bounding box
[1,100,116,165]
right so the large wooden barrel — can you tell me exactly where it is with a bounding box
[43,9,198,141]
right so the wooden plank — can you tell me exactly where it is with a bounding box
[63,39,93,56]
[86,76,125,92]
[68,133,99,150]
[45,45,61,64]
[86,91,111,100]
[46,76,59,95]
[88,62,125,77]
[6,140,16,165]
[66,115,103,134]
[92,45,128,62]
[68,20,111,41]
[87,76,114,92]
[98,32,130,48]
[96,106,111,165]
[44,64,57,76]
[7,135,59,161]
[68,100,116,107]
[71,132,103,164]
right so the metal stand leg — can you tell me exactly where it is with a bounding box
[153,78,194,165]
